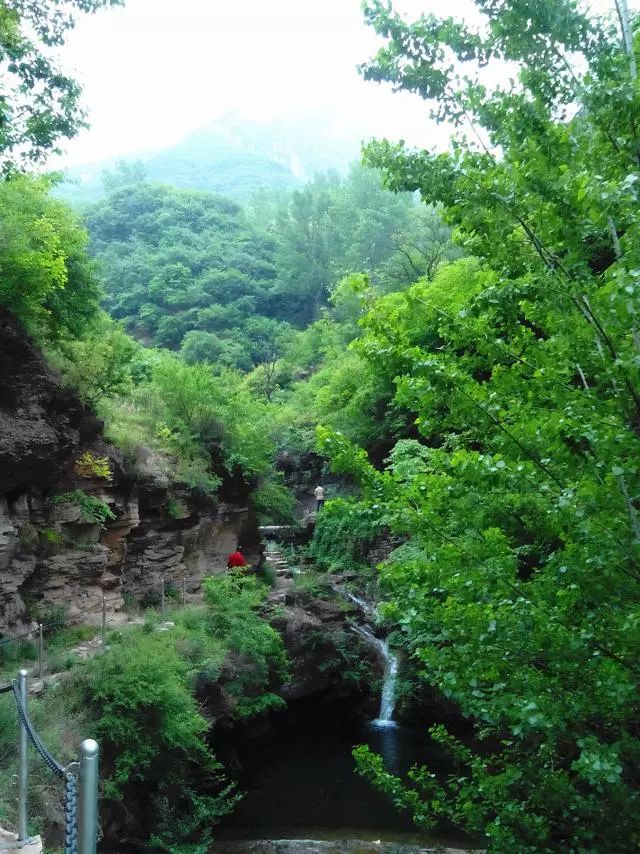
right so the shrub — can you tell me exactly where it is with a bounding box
[73,452,112,481]
[139,589,162,609]
[310,497,382,572]
[0,637,37,672]
[40,606,68,635]
[250,475,297,525]
[51,490,115,527]
[76,629,238,850]
[203,572,289,717]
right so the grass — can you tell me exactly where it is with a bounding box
[47,625,95,650]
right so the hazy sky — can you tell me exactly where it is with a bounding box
[55,0,628,167]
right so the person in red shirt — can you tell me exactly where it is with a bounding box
[227,546,247,569]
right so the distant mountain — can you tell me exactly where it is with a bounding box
[55,112,362,206]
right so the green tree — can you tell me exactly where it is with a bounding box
[252,164,445,326]
[0,0,122,171]
[0,174,100,338]
[305,2,640,850]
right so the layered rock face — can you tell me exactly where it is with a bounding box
[0,310,260,635]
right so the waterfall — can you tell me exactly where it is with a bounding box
[378,646,399,724]
[351,624,399,727]
[342,589,377,620]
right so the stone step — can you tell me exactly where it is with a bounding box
[0,828,42,852]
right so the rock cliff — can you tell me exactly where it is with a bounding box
[0,310,260,635]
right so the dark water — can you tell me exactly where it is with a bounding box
[214,698,461,846]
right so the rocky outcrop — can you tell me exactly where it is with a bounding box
[269,587,378,704]
[0,311,103,497]
[200,586,378,724]
[0,311,260,635]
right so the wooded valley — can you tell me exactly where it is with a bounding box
[1,1,640,852]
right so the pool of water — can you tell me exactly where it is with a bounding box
[214,698,463,847]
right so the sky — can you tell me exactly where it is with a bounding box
[55,0,629,168]
[53,0,476,166]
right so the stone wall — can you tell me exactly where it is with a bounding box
[0,310,260,635]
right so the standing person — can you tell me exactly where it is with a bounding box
[227,545,247,569]
[314,484,325,512]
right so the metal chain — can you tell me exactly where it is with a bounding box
[0,682,13,694]
[11,681,79,851]
[63,771,78,854]
[11,681,65,778]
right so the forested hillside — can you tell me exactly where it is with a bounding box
[84,163,456,367]
[55,112,362,206]
[2,0,640,852]
[85,177,284,369]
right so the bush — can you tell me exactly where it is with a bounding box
[73,452,112,481]
[76,629,237,850]
[51,491,115,527]
[99,352,276,498]
[203,572,289,717]
[250,474,297,524]
[310,497,382,572]
[0,638,37,673]
[139,589,162,609]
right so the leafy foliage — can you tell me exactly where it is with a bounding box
[310,497,382,573]
[202,571,289,717]
[48,313,140,404]
[74,451,112,480]
[0,175,100,339]
[0,0,122,172]
[51,489,115,526]
[77,628,238,851]
[303,3,640,848]
[250,473,297,525]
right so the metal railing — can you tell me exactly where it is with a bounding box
[0,578,192,851]
[0,670,98,853]
[0,576,190,678]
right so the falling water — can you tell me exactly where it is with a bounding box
[342,589,377,620]
[378,648,399,724]
[352,624,399,727]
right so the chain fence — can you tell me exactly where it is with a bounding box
[0,578,191,850]
[0,671,98,854]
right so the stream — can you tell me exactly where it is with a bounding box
[351,623,399,726]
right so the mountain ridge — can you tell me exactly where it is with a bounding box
[55,111,364,206]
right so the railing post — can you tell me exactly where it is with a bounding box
[101,596,106,647]
[161,577,165,617]
[182,576,186,606]
[78,738,99,854]
[38,623,43,678]
[17,669,28,842]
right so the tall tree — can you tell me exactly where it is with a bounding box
[311,2,640,850]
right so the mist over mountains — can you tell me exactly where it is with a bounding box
[56,112,365,206]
